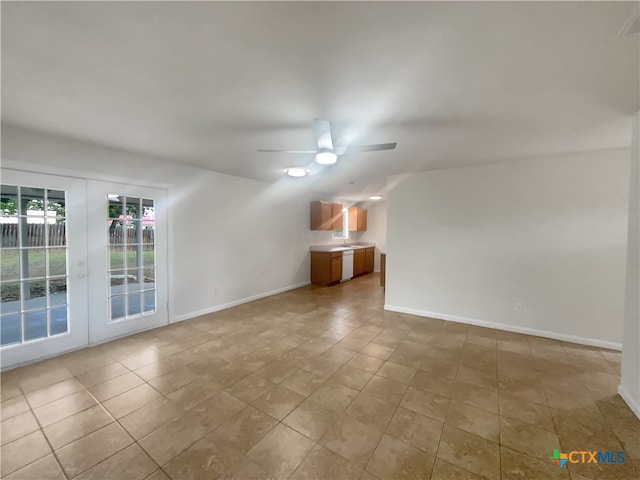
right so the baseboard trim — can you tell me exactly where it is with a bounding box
[173,282,311,323]
[618,383,640,420]
[383,305,622,351]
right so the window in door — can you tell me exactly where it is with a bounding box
[1,185,68,346]
[107,195,156,322]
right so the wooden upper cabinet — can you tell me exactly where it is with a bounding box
[332,203,343,230]
[348,207,367,231]
[357,209,367,231]
[310,201,332,230]
[311,201,343,231]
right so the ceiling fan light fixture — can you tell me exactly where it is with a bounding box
[315,150,337,165]
[284,167,308,177]
[369,195,383,200]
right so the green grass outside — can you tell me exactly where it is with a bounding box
[1,249,155,282]
[108,250,155,270]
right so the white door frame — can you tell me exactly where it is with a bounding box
[1,158,174,329]
[0,169,89,368]
[86,180,169,344]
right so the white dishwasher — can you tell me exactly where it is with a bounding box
[341,249,354,282]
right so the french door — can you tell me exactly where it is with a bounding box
[0,170,89,367]
[86,180,168,344]
[1,170,168,368]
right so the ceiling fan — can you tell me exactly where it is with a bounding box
[257,119,397,165]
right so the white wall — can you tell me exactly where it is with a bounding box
[351,200,387,271]
[1,124,329,322]
[620,112,640,418]
[386,149,629,348]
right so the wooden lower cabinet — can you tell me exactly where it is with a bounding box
[311,251,343,286]
[352,247,375,278]
[330,254,342,284]
[353,249,365,277]
[364,247,374,273]
[311,247,376,286]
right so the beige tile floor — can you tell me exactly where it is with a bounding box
[1,273,639,480]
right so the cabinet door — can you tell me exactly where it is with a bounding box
[353,250,365,276]
[320,202,333,230]
[330,254,342,284]
[348,207,358,231]
[365,248,374,273]
[332,203,343,230]
[310,201,333,230]
[311,252,329,285]
[358,208,367,231]
[348,207,367,231]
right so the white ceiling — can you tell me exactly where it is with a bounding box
[2,1,638,200]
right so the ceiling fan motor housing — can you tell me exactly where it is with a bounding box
[316,148,338,165]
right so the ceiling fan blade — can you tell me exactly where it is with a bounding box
[314,119,334,151]
[342,142,397,154]
[257,149,317,153]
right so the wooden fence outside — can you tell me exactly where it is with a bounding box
[1,224,154,248]
[1,224,66,248]
[109,227,155,249]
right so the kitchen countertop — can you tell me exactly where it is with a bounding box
[310,243,375,252]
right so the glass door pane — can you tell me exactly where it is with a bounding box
[107,195,156,322]
[1,185,69,346]
[88,180,167,344]
[0,169,88,369]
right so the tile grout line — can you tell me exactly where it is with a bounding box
[287,333,394,478]
[3,276,629,480]
[494,328,503,480]
[355,337,400,477]
[101,374,168,479]
[496,335,503,480]
[58,381,147,479]
[430,333,459,480]
[20,376,115,480]
[27,362,168,479]
[12,382,69,480]
[285,333,383,479]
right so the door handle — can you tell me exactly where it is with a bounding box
[77,272,86,279]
